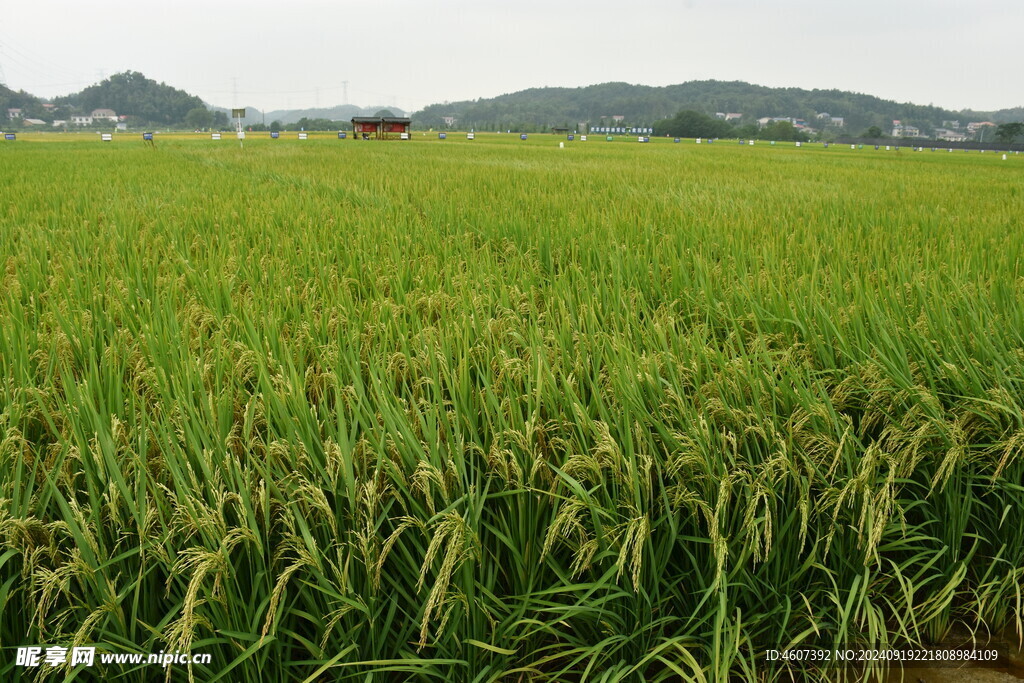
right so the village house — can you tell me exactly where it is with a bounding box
[934,128,968,142]
[891,120,920,138]
[91,108,118,122]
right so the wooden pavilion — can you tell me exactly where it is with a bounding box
[350,116,412,140]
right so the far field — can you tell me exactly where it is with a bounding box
[1,132,1022,682]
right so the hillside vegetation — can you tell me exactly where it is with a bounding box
[54,71,205,126]
[415,80,1021,134]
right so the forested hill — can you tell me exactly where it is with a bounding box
[415,80,1021,134]
[54,72,205,126]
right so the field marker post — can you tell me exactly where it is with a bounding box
[232,108,246,148]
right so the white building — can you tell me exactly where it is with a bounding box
[91,108,118,122]
[71,115,94,126]
[934,128,968,142]
[891,120,921,137]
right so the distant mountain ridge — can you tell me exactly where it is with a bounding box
[2,73,1019,134]
[414,80,1023,135]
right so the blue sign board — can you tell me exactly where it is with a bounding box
[674,138,680,143]
[271,131,280,138]
[567,134,574,141]
[142,133,154,141]
[439,132,446,139]
[4,133,15,140]
[338,132,346,139]
[520,133,527,140]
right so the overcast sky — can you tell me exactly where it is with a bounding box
[2,0,1021,114]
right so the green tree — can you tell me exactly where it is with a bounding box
[374,109,397,118]
[653,110,731,138]
[758,120,802,141]
[864,125,884,138]
[185,107,213,130]
[995,122,1024,143]
[269,120,282,132]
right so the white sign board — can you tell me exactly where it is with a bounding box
[101,133,112,142]
[298,132,308,140]
[237,131,246,140]
[212,133,221,140]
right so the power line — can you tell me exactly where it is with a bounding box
[0,31,85,81]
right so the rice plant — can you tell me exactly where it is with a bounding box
[1,134,1022,681]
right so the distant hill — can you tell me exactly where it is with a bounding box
[0,83,45,123]
[5,74,1020,134]
[414,80,1023,135]
[52,71,206,126]
[0,83,42,109]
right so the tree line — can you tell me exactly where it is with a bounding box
[413,80,1023,139]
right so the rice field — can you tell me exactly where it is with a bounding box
[1,133,1023,682]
